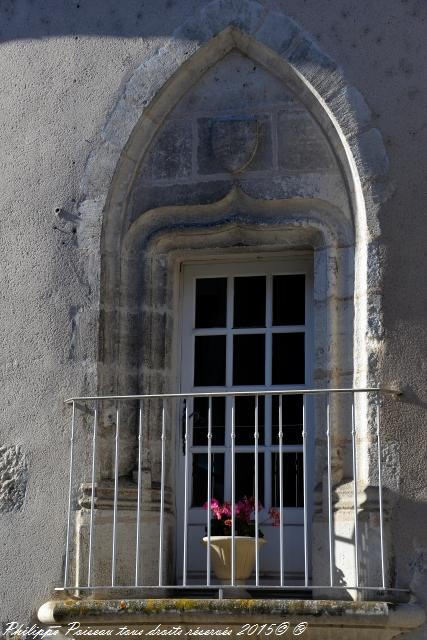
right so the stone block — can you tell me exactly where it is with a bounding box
[328,85,372,139]
[73,506,176,588]
[174,15,213,47]
[277,109,338,173]
[141,310,167,370]
[140,119,192,181]
[351,128,389,179]
[82,141,122,197]
[254,10,299,55]
[129,179,232,223]
[0,445,27,513]
[200,0,265,38]
[125,48,181,110]
[197,113,272,175]
[239,174,345,210]
[174,50,296,115]
[101,101,140,152]
[289,38,346,101]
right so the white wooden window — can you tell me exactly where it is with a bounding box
[177,256,313,582]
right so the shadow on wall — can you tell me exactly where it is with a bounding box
[393,492,427,607]
[343,489,427,604]
[0,0,206,42]
[3,0,427,46]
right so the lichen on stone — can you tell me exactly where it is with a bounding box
[0,445,27,513]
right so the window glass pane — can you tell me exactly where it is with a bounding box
[192,453,224,507]
[272,333,305,384]
[195,278,227,328]
[272,395,303,445]
[236,453,264,505]
[233,334,265,385]
[193,397,225,446]
[194,335,226,386]
[273,274,305,326]
[235,395,265,445]
[234,276,266,328]
[271,452,304,507]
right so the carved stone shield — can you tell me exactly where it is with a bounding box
[211,116,259,174]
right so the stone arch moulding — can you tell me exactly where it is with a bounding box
[85,0,390,404]
[91,187,355,590]
[81,0,391,494]
[120,185,353,395]
[72,0,393,595]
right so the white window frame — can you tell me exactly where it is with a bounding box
[176,252,315,582]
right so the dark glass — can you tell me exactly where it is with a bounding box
[236,453,264,505]
[192,396,226,446]
[235,395,265,445]
[272,395,303,445]
[273,274,305,326]
[195,278,227,328]
[272,333,305,384]
[233,276,266,328]
[271,452,304,507]
[194,335,226,386]
[233,334,265,385]
[192,453,224,507]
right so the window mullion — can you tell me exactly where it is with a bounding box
[224,276,233,502]
[226,275,233,388]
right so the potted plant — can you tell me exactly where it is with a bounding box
[202,497,280,582]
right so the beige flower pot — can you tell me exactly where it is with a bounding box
[202,535,266,582]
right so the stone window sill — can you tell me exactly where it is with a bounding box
[38,597,425,640]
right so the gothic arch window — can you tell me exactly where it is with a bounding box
[81,12,389,592]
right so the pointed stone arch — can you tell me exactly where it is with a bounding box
[85,2,388,402]
[77,0,391,593]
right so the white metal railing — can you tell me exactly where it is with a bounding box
[58,387,405,596]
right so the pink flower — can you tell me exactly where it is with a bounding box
[204,497,282,530]
[204,498,224,520]
[219,502,231,518]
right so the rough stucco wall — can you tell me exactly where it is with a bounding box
[272,0,427,616]
[0,0,426,630]
[0,1,203,624]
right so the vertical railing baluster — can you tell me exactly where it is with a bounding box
[278,394,284,587]
[207,396,212,586]
[111,403,120,586]
[159,399,166,586]
[183,399,189,586]
[135,401,143,586]
[254,395,259,586]
[279,395,284,587]
[64,401,76,589]
[87,402,98,587]
[351,394,359,589]
[326,392,333,587]
[231,396,236,587]
[376,392,386,589]
[302,394,308,587]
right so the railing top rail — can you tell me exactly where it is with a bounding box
[64,387,401,404]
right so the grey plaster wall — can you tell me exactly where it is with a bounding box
[0,0,426,632]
